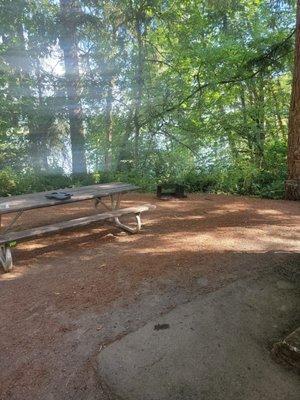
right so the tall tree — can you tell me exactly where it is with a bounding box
[132,8,144,163]
[286,0,300,200]
[0,0,296,200]
[59,0,87,174]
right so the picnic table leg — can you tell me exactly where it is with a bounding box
[94,198,100,208]
[114,212,142,234]
[0,245,13,272]
[110,194,121,210]
[94,194,121,211]
[94,193,142,233]
[1,210,24,234]
[109,194,142,233]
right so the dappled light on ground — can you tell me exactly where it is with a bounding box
[0,193,299,399]
[1,193,299,283]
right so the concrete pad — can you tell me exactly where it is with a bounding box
[98,277,300,400]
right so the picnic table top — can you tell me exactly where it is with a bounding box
[0,183,138,215]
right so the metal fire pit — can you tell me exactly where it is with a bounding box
[156,184,187,199]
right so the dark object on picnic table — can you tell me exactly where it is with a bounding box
[157,184,187,199]
[45,192,73,200]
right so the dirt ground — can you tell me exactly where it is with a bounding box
[0,193,299,400]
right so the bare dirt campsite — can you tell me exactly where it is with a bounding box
[0,193,299,400]
[1,0,300,399]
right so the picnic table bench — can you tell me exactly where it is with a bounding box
[0,183,155,272]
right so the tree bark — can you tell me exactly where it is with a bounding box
[286,0,300,200]
[26,60,53,172]
[254,77,266,167]
[104,78,114,172]
[272,80,286,138]
[6,10,50,172]
[133,15,144,164]
[247,78,265,167]
[59,0,87,175]
[117,111,133,171]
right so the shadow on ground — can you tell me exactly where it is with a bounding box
[0,193,299,399]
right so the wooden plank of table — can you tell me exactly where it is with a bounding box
[0,183,138,215]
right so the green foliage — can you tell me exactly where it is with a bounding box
[0,157,287,200]
[0,0,296,200]
[0,168,18,196]
[184,150,287,199]
[184,141,287,199]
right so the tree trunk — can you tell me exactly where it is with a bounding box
[272,80,286,139]
[254,77,266,167]
[8,12,50,172]
[240,85,255,160]
[59,0,87,175]
[117,111,133,171]
[133,16,144,164]
[286,0,300,200]
[104,78,115,172]
[29,60,51,172]
[247,78,265,167]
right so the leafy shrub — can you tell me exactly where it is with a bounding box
[0,155,287,200]
[0,168,18,196]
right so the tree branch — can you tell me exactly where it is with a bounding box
[142,29,295,125]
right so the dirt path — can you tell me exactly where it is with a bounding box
[0,193,299,399]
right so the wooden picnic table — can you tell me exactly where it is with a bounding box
[0,183,155,272]
[0,183,138,215]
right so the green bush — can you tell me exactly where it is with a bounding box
[0,156,287,200]
[0,168,18,196]
[183,161,286,199]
